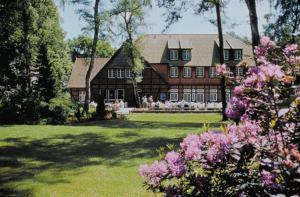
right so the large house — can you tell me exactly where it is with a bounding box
[68,34,254,106]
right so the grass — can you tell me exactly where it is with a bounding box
[0,113,222,197]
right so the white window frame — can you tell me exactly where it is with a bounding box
[209,67,216,78]
[79,91,86,103]
[117,89,125,100]
[108,69,115,78]
[170,89,178,101]
[170,67,178,78]
[234,50,242,60]
[196,67,204,78]
[107,89,116,101]
[182,49,191,61]
[236,67,244,76]
[183,93,191,102]
[196,89,205,103]
[224,50,229,61]
[226,89,231,103]
[169,49,179,61]
[183,67,191,78]
[125,68,131,78]
[116,69,122,78]
[209,89,218,102]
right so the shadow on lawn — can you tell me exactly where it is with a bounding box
[0,132,183,196]
[71,119,224,129]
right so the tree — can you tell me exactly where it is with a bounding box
[264,0,300,45]
[111,0,152,107]
[0,0,72,123]
[61,0,106,112]
[157,0,228,120]
[68,35,115,62]
[245,0,260,52]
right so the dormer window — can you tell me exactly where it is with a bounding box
[169,50,179,61]
[224,50,229,61]
[182,50,191,61]
[234,50,242,60]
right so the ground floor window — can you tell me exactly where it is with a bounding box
[183,93,191,102]
[107,89,115,101]
[160,93,167,101]
[209,89,218,102]
[226,89,231,103]
[117,89,125,100]
[79,91,86,103]
[170,89,178,101]
[196,93,204,102]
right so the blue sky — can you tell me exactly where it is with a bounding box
[54,0,272,47]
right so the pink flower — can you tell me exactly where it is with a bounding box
[165,151,185,177]
[283,44,298,55]
[216,64,227,75]
[261,170,275,187]
[138,164,150,177]
[233,85,244,96]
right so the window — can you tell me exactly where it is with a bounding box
[209,67,216,78]
[224,50,229,61]
[226,89,231,103]
[196,89,205,102]
[124,68,133,79]
[108,69,115,78]
[183,93,191,102]
[183,89,191,102]
[170,89,178,101]
[236,67,244,76]
[196,67,204,78]
[192,93,196,102]
[209,89,218,102]
[125,69,132,78]
[117,89,124,100]
[160,93,167,101]
[116,69,124,78]
[234,50,242,60]
[79,91,86,103]
[183,67,191,78]
[170,67,178,78]
[108,89,115,100]
[182,50,191,61]
[169,49,179,60]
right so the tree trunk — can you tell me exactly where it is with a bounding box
[245,0,260,53]
[215,2,227,121]
[84,0,101,112]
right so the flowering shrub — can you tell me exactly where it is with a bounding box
[139,37,300,196]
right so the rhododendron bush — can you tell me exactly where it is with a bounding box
[139,37,300,196]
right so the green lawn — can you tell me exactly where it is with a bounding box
[0,113,222,197]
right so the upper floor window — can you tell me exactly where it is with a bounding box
[182,50,191,61]
[116,68,125,78]
[209,67,216,78]
[169,49,179,61]
[125,68,133,78]
[236,67,244,76]
[183,67,191,78]
[224,50,229,61]
[196,67,204,78]
[170,67,178,78]
[108,69,115,78]
[234,50,242,60]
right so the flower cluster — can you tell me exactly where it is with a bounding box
[139,37,300,196]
